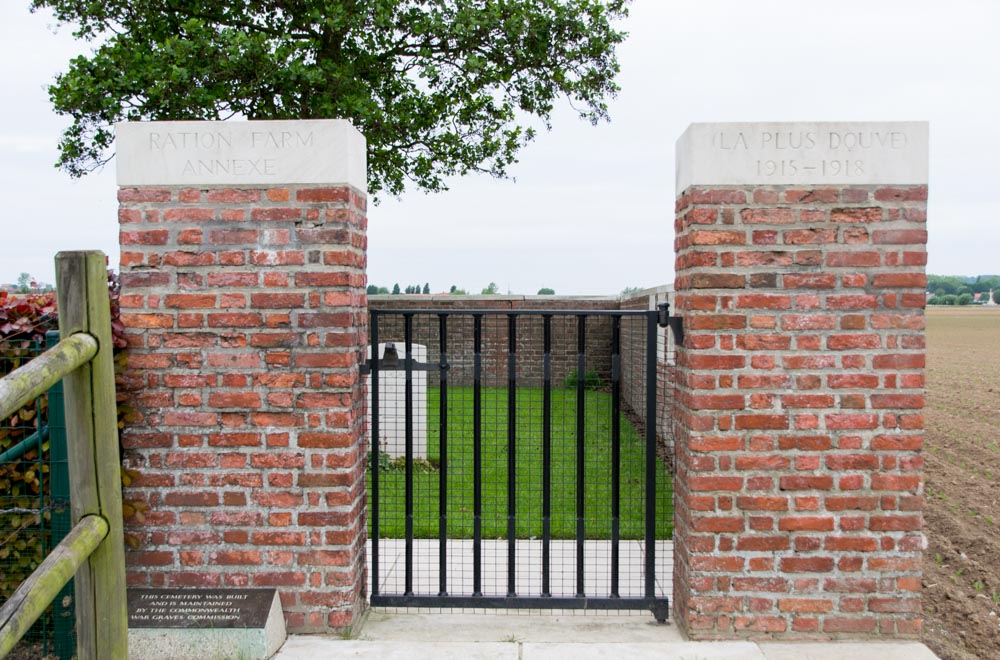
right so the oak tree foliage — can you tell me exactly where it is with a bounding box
[32,0,630,196]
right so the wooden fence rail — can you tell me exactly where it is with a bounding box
[0,334,97,421]
[0,516,108,657]
[0,251,127,659]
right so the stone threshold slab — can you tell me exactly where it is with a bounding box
[276,638,939,660]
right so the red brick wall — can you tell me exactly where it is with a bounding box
[673,185,927,639]
[117,185,368,632]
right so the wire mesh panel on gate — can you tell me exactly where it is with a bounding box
[366,309,673,615]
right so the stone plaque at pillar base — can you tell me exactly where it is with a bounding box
[127,588,286,659]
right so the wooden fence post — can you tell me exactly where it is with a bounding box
[55,251,127,659]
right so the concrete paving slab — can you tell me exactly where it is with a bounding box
[522,641,764,659]
[358,612,682,643]
[275,638,517,659]
[759,641,940,660]
[274,614,941,660]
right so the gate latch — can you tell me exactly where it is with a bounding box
[657,303,684,347]
[360,342,449,375]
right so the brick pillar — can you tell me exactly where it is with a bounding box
[115,120,369,632]
[672,123,928,639]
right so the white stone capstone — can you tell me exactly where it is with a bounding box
[115,119,367,191]
[365,343,428,460]
[675,121,928,191]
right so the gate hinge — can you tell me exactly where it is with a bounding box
[657,303,684,347]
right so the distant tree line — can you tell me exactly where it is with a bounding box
[367,283,431,295]
[927,275,1000,305]
[928,293,976,306]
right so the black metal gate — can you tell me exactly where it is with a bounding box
[366,309,673,621]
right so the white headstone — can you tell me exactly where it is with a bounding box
[116,119,366,191]
[366,343,428,460]
[676,121,928,191]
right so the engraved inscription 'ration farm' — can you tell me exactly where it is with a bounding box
[116,119,367,189]
[147,129,315,151]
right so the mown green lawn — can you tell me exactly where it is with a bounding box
[367,386,673,540]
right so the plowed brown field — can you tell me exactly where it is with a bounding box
[923,307,1000,659]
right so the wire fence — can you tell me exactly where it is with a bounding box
[1,335,75,659]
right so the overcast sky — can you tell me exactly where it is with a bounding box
[1,1,997,294]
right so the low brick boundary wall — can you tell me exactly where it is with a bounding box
[368,295,618,386]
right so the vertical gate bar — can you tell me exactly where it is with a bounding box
[507,314,518,597]
[575,314,586,597]
[370,312,380,596]
[542,315,552,597]
[473,315,483,596]
[438,314,449,595]
[610,315,622,598]
[404,313,414,596]
[644,310,658,599]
